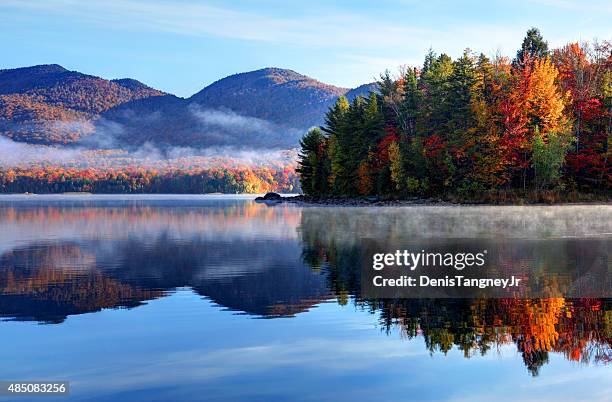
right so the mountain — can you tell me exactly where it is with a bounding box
[345,82,379,101]
[189,68,348,128]
[0,64,164,144]
[0,65,378,149]
[102,67,361,149]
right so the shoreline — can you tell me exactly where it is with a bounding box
[0,192,608,206]
[255,193,612,207]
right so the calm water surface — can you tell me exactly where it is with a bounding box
[0,195,610,401]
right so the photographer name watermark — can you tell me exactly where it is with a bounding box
[361,246,610,299]
[373,275,521,289]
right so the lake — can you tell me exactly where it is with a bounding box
[0,195,610,401]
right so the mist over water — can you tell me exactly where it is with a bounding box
[301,204,612,241]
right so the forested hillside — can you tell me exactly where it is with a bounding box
[298,29,611,201]
[0,65,371,149]
[0,65,165,144]
[0,65,364,193]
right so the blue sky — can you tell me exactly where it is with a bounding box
[1,0,610,97]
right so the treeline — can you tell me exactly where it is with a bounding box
[0,166,299,194]
[298,29,611,201]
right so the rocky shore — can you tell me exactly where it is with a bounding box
[254,192,611,206]
[254,192,458,206]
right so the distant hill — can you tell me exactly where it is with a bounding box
[0,65,378,149]
[103,68,367,149]
[345,82,379,101]
[0,64,164,144]
[190,68,348,128]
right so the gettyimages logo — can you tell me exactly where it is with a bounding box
[372,250,488,271]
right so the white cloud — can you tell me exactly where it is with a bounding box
[7,0,598,66]
[0,0,436,50]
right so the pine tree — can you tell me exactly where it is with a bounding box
[297,128,326,196]
[448,50,478,132]
[331,96,367,195]
[420,53,454,137]
[363,92,385,143]
[446,50,479,189]
[515,28,549,68]
[378,70,404,127]
[363,93,386,192]
[323,96,350,191]
[400,67,421,138]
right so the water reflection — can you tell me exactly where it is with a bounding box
[0,199,331,322]
[297,205,611,375]
[0,197,610,376]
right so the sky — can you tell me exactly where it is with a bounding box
[0,0,610,97]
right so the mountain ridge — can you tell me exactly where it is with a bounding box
[0,64,378,148]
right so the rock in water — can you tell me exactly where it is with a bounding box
[255,192,283,202]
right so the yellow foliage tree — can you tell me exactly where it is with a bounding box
[526,58,569,136]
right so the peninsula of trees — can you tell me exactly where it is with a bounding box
[297,29,611,202]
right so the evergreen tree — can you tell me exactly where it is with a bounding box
[421,48,437,77]
[363,93,387,192]
[446,50,479,187]
[400,67,421,138]
[331,96,367,195]
[323,97,350,191]
[420,53,454,137]
[297,127,327,196]
[322,96,349,137]
[515,28,549,68]
[363,92,385,144]
[448,50,478,133]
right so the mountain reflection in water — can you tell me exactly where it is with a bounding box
[0,196,610,378]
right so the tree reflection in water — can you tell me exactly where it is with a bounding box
[298,206,611,375]
[0,200,609,375]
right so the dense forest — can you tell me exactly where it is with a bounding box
[298,29,611,202]
[0,147,300,194]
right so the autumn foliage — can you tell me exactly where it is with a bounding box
[0,164,299,194]
[298,29,611,199]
